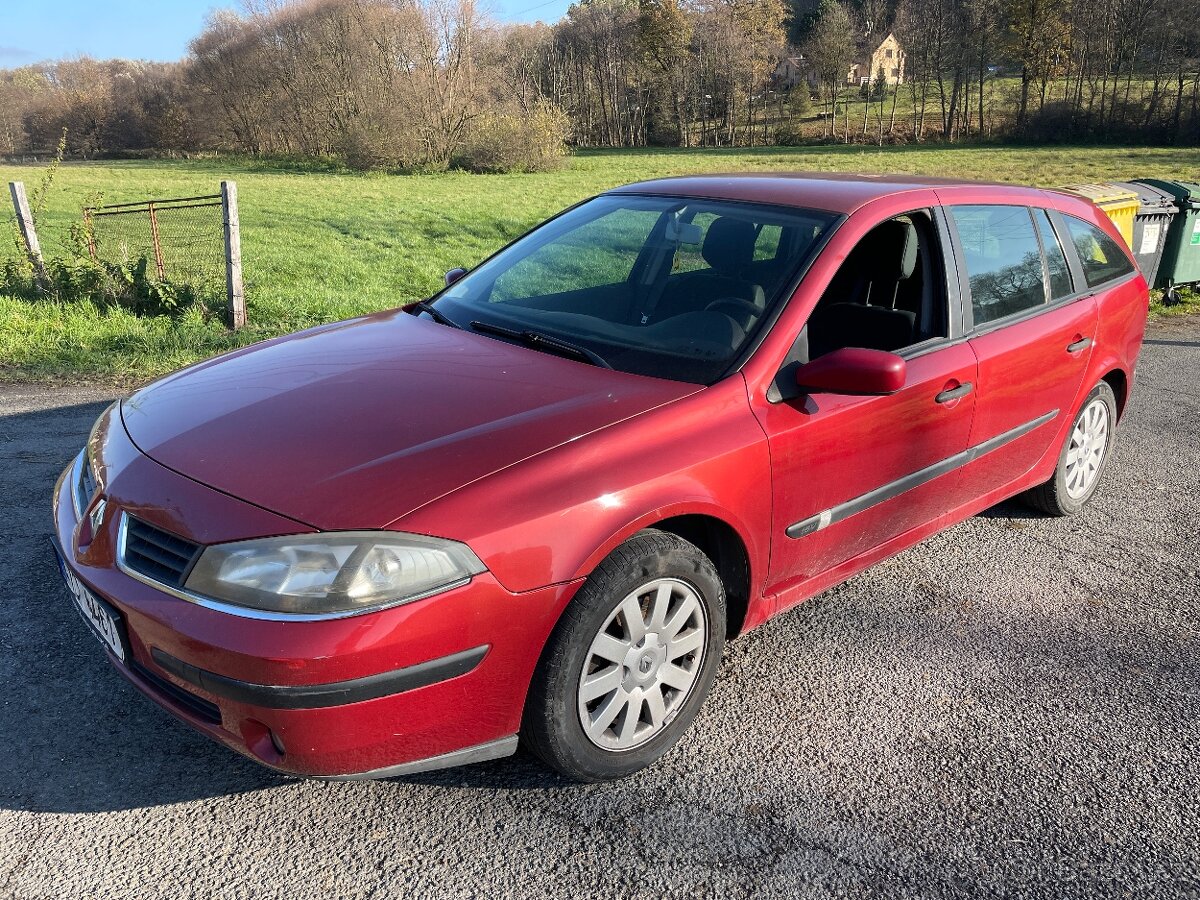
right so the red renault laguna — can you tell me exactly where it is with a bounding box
[53,174,1147,782]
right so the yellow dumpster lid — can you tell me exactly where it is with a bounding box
[1059,183,1139,205]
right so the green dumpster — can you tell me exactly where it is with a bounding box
[1112,181,1177,290]
[1133,179,1200,302]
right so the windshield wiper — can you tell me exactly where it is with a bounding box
[409,300,463,329]
[469,321,612,369]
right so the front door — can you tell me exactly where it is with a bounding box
[751,209,979,602]
[757,343,978,595]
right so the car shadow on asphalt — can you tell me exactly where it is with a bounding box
[1142,338,1198,348]
[974,498,1051,520]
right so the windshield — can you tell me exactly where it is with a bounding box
[430,194,838,384]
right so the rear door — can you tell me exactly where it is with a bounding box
[945,203,1098,493]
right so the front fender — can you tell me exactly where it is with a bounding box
[569,498,761,588]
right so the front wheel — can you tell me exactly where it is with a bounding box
[521,530,726,782]
[1022,380,1118,516]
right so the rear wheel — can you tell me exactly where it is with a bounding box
[522,530,726,782]
[1023,381,1117,516]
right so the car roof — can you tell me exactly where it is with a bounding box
[605,172,1053,215]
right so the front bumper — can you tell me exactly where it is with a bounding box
[52,423,580,779]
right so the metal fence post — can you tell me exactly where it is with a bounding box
[8,181,49,287]
[220,180,246,329]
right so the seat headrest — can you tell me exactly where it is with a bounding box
[852,219,919,282]
[701,217,758,276]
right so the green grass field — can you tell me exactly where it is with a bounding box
[3,144,1199,382]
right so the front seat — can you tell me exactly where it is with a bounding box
[807,219,920,359]
[823,219,919,309]
[647,217,766,329]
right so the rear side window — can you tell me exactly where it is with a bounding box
[1035,210,1074,299]
[1064,215,1135,288]
[951,205,1046,326]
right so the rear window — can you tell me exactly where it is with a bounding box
[1064,215,1136,288]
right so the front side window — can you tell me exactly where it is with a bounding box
[951,205,1045,326]
[806,211,947,359]
[1064,215,1135,288]
[434,195,837,384]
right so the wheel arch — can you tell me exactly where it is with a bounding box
[648,514,753,639]
[1100,367,1129,420]
[572,505,762,640]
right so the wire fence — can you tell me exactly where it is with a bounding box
[84,194,225,287]
[6,179,245,327]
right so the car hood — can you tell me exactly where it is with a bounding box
[121,310,698,530]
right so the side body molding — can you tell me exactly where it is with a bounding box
[787,410,1059,539]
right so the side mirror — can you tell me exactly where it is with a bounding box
[794,347,906,396]
[444,267,467,287]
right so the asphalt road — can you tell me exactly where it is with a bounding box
[2,318,1198,900]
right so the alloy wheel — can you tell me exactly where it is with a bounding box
[1065,397,1110,499]
[577,577,708,751]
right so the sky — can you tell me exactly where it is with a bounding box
[0,0,574,65]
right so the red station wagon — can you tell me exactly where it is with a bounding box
[53,174,1148,782]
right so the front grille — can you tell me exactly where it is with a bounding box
[121,515,203,589]
[131,660,222,724]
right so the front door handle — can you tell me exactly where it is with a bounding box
[1067,337,1092,353]
[935,382,974,404]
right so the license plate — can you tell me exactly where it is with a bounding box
[54,545,127,663]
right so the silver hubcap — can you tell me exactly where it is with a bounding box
[1065,398,1109,499]
[577,578,707,751]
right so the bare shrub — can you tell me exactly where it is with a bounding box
[456,102,570,173]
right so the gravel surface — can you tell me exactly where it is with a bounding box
[1,319,1198,900]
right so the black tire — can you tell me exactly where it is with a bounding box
[1022,380,1118,516]
[521,529,726,782]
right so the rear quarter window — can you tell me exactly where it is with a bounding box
[1035,209,1074,300]
[1064,215,1135,288]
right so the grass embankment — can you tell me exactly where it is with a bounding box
[2,145,1198,382]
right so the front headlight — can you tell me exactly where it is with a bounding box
[184,532,487,616]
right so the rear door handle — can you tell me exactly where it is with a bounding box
[935,382,974,403]
[1067,337,1092,353]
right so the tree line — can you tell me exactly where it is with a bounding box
[0,0,1196,171]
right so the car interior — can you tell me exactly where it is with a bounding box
[437,200,956,385]
[500,215,811,332]
[806,212,946,360]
